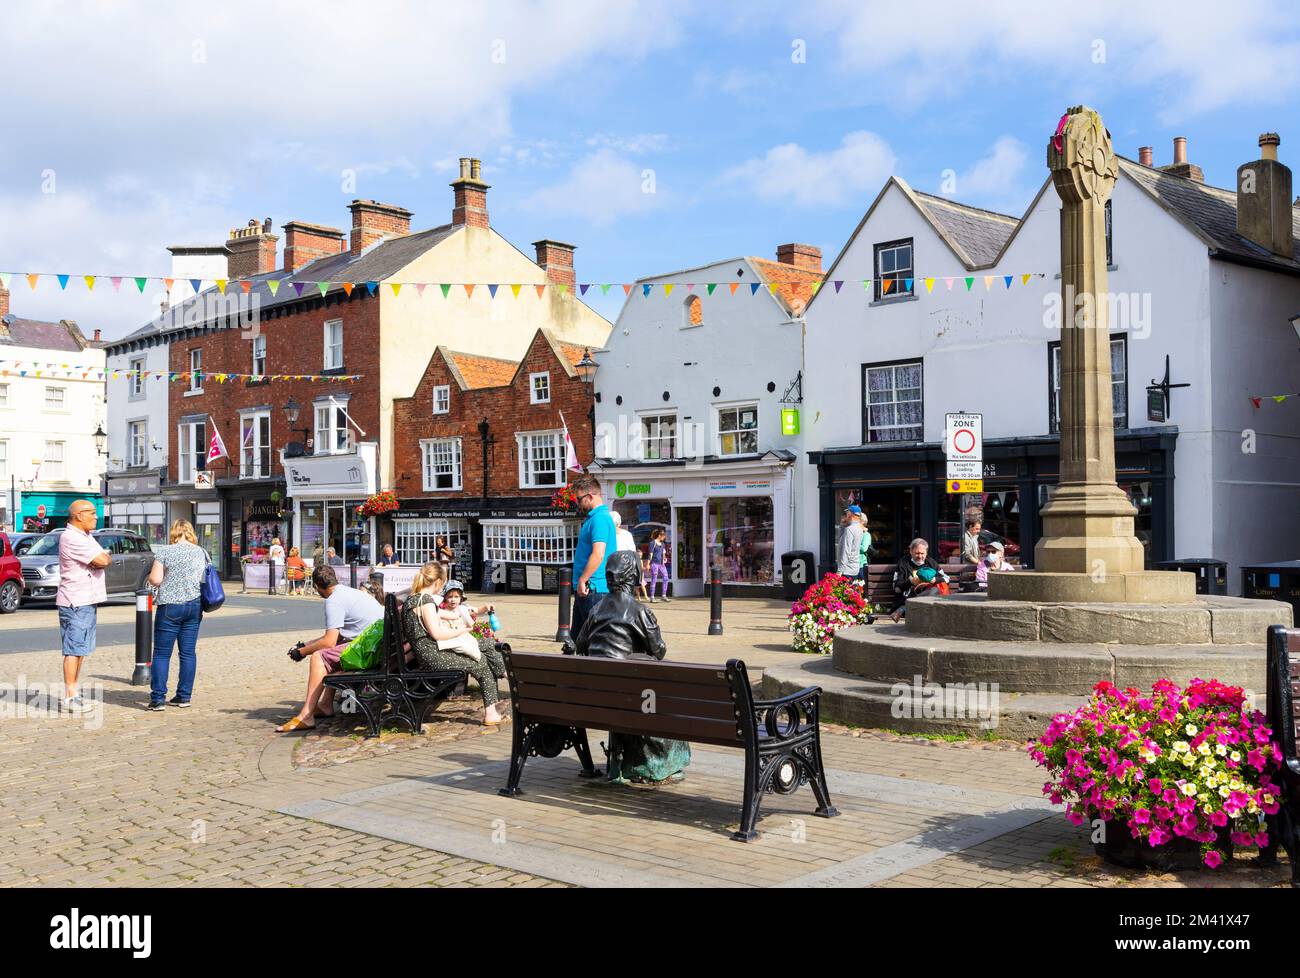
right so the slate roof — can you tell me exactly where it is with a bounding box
[0,317,86,352]
[911,191,1019,266]
[141,223,463,338]
[1117,156,1300,272]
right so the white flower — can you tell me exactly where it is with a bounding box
[1185,724,1198,736]
[1215,743,1228,757]
[1180,782,1198,796]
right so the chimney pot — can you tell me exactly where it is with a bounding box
[1260,132,1281,161]
[1173,136,1187,164]
[775,243,822,272]
[93,328,101,342]
[1158,137,1204,183]
[1139,146,1153,167]
[226,218,280,279]
[451,156,491,229]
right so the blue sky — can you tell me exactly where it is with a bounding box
[2,0,1298,339]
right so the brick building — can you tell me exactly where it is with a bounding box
[390,328,596,589]
[108,157,610,576]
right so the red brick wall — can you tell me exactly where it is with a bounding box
[167,294,381,483]
[392,332,594,502]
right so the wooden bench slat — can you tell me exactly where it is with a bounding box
[513,679,738,723]
[507,651,730,687]
[521,700,743,746]
[510,664,733,703]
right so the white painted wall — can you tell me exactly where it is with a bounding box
[105,339,171,477]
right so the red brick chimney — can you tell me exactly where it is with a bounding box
[226,218,279,279]
[0,287,8,318]
[1138,146,1153,167]
[533,240,576,288]
[451,157,490,229]
[348,200,412,257]
[283,221,346,273]
[1160,136,1204,183]
[776,243,822,272]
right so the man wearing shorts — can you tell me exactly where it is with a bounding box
[57,500,111,714]
[276,563,383,732]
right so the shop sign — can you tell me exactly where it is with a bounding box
[194,472,214,489]
[284,454,368,490]
[107,472,160,495]
[780,408,800,436]
[614,480,653,498]
[707,478,773,496]
[246,500,282,520]
[1147,387,1167,423]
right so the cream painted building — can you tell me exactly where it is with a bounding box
[0,291,107,531]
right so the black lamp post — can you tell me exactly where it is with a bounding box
[576,348,598,429]
[283,396,311,448]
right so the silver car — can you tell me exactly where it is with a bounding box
[19,529,154,602]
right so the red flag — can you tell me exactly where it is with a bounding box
[207,418,229,464]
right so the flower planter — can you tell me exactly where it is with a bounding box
[1094,819,1232,871]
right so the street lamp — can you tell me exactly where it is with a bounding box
[576,349,598,430]
[283,397,311,447]
[93,424,107,456]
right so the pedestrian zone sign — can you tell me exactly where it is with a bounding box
[945,413,983,493]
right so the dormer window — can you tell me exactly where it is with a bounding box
[873,239,914,301]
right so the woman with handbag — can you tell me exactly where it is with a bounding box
[146,520,210,711]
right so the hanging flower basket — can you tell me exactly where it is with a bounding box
[1029,678,1283,870]
[551,483,580,512]
[357,491,399,518]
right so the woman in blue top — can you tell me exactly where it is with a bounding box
[646,528,670,602]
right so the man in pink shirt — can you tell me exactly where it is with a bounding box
[57,499,111,714]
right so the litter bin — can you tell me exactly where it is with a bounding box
[781,550,816,601]
[1241,561,1300,620]
[1154,558,1227,596]
[481,559,501,594]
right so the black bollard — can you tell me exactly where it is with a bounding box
[556,566,572,643]
[268,558,276,596]
[349,561,358,588]
[131,588,153,686]
[708,565,723,636]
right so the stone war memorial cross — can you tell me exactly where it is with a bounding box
[989,106,1194,604]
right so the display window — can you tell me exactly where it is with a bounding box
[706,496,774,584]
[937,489,1021,562]
[611,499,670,567]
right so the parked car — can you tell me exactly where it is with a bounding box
[7,532,44,557]
[0,532,23,613]
[18,528,154,602]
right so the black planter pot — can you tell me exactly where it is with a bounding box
[1094,818,1232,871]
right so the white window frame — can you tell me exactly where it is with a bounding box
[420,437,463,492]
[394,518,471,567]
[529,371,551,404]
[44,386,66,410]
[714,402,760,457]
[481,519,580,565]
[128,420,148,468]
[251,334,266,377]
[323,319,343,370]
[177,420,207,482]
[0,440,8,481]
[874,238,915,301]
[313,398,349,455]
[517,430,564,488]
[43,440,66,481]
[639,412,678,460]
[0,384,8,408]
[863,360,924,443]
[432,384,451,415]
[240,410,272,479]
[1050,336,1127,433]
[129,357,145,399]
[188,348,203,394]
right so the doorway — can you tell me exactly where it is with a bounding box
[672,504,704,597]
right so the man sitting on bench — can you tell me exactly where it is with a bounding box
[572,550,690,785]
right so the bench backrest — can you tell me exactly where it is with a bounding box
[382,592,409,675]
[503,651,750,748]
[1267,625,1300,763]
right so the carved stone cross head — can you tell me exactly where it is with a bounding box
[1048,105,1119,204]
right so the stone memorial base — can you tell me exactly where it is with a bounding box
[762,592,1294,739]
[987,569,1196,604]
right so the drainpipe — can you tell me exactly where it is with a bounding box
[478,418,491,502]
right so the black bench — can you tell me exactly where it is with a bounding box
[1264,625,1300,885]
[498,650,839,841]
[322,593,465,738]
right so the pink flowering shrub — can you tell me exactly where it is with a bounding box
[1029,678,1283,868]
[788,573,875,654]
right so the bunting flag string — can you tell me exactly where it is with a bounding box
[0,271,1054,302]
[1249,393,1300,408]
[0,360,363,384]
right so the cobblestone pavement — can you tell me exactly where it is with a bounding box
[0,593,1289,887]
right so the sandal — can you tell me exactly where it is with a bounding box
[276,716,315,733]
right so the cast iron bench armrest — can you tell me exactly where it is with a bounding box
[753,685,821,711]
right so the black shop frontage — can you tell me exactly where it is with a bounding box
[809,427,1179,575]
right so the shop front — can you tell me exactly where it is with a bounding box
[810,428,1178,576]
[590,453,795,596]
[107,471,166,544]
[16,491,104,533]
[281,442,379,568]
[218,482,290,577]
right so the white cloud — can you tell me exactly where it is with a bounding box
[930,136,1034,214]
[584,133,670,155]
[804,0,1300,121]
[523,149,665,226]
[721,131,897,207]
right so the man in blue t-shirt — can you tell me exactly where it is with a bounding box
[570,474,617,636]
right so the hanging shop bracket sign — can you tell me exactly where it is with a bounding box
[1146,354,1189,423]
